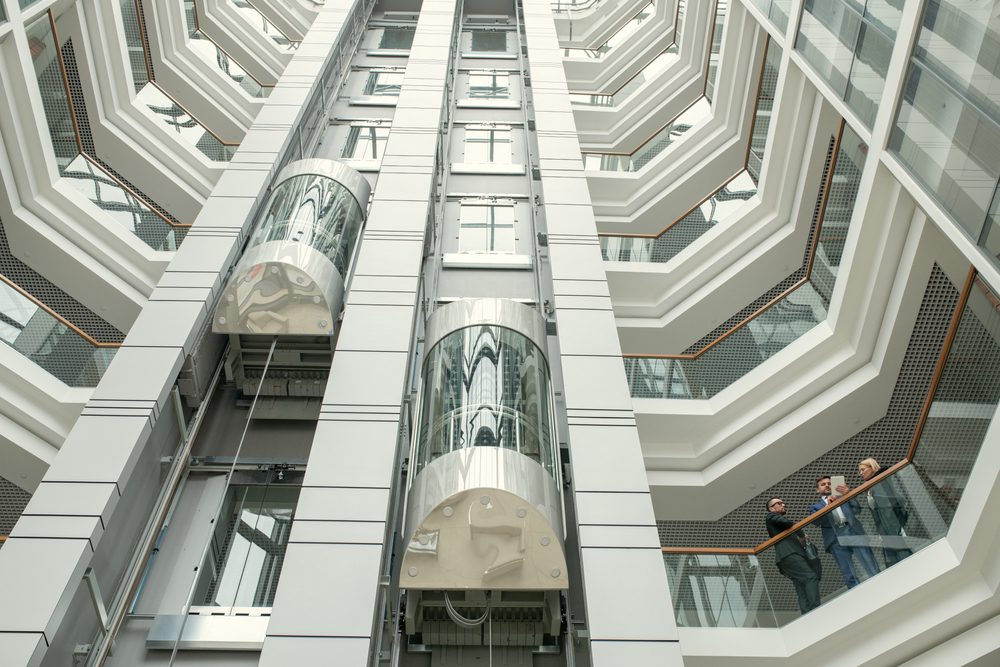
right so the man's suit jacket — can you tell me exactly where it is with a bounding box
[765,512,806,563]
[809,496,866,550]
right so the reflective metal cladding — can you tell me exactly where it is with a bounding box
[213,159,370,335]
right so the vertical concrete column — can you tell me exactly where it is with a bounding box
[0,2,362,665]
[258,2,457,664]
[521,1,684,664]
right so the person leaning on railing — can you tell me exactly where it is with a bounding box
[765,498,821,615]
[856,458,913,567]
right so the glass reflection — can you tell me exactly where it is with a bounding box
[563,1,655,60]
[416,325,557,479]
[249,173,365,276]
[135,84,235,161]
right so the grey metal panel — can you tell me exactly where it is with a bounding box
[0,632,46,667]
[424,298,548,359]
[304,421,400,488]
[580,547,679,641]
[568,425,651,492]
[10,515,103,547]
[365,199,432,234]
[321,351,409,407]
[146,615,268,650]
[336,304,415,353]
[591,640,683,664]
[265,543,383,637]
[366,172,434,202]
[575,492,656,527]
[351,239,424,277]
[192,196,258,231]
[560,355,635,411]
[295,487,392,522]
[577,525,662,549]
[212,168,272,199]
[259,636,372,666]
[21,482,118,524]
[544,203,599,237]
[41,416,153,486]
[289,520,387,544]
[88,346,184,406]
[122,300,207,350]
[0,538,91,640]
[554,309,622,357]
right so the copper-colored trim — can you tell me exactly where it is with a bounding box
[79,154,190,229]
[905,265,977,461]
[145,80,239,147]
[599,37,772,241]
[190,0,272,89]
[243,0,299,45]
[624,119,845,360]
[47,10,84,156]
[742,36,771,171]
[0,273,122,348]
[585,94,705,157]
[661,270,983,556]
[701,0,723,96]
[132,0,156,84]
[0,535,6,543]
[662,459,913,556]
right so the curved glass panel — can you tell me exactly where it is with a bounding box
[248,173,365,276]
[415,325,557,480]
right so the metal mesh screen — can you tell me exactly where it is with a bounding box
[0,476,31,535]
[0,218,123,343]
[658,264,961,549]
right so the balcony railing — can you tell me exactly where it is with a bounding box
[182,0,272,98]
[229,0,300,50]
[623,120,863,399]
[581,0,727,172]
[662,269,1000,627]
[562,1,655,60]
[0,274,119,387]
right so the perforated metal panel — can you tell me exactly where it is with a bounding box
[0,476,31,536]
[658,265,960,548]
[0,218,123,343]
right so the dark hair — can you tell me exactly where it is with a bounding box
[816,475,831,486]
[766,497,782,511]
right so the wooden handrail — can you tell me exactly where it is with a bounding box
[597,35,772,239]
[145,81,240,147]
[624,118,845,361]
[661,266,982,555]
[189,0,272,89]
[0,273,122,348]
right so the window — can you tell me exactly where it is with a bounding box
[469,72,510,98]
[380,27,414,49]
[464,127,512,163]
[470,30,507,52]
[343,124,390,160]
[459,205,515,253]
[192,483,299,610]
[363,71,405,96]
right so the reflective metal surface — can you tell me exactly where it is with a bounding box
[212,159,367,335]
[424,298,547,358]
[146,614,268,650]
[401,448,567,591]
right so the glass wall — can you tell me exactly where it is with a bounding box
[889,1,1000,268]
[795,0,899,128]
[663,272,1000,626]
[748,0,790,34]
[415,325,557,479]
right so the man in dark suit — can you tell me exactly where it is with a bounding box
[810,476,880,588]
[765,497,820,614]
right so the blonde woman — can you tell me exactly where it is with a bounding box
[858,458,912,566]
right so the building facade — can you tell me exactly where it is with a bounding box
[0,0,997,665]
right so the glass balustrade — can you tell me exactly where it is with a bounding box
[584,98,709,172]
[624,123,863,399]
[662,273,1000,626]
[748,0,790,33]
[563,1,655,60]
[181,0,268,97]
[135,83,236,161]
[62,155,187,251]
[0,278,117,387]
[570,50,678,107]
[229,0,299,50]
